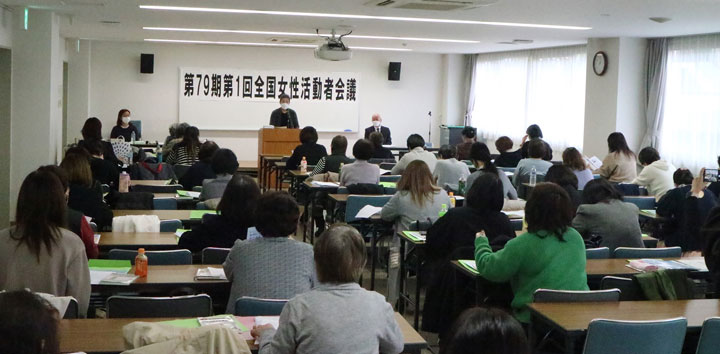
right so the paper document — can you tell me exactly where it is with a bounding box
[88,259,132,274]
[584,156,603,170]
[379,181,397,188]
[502,210,525,219]
[97,272,138,285]
[247,227,262,240]
[255,316,280,329]
[198,315,246,332]
[355,205,383,219]
[310,181,339,187]
[94,233,101,245]
[177,190,201,198]
[195,267,227,280]
[458,260,479,275]
[90,270,117,285]
[402,231,426,242]
[677,259,709,272]
[626,259,698,272]
[175,229,190,238]
[640,209,657,218]
[379,169,392,175]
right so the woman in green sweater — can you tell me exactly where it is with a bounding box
[474,183,588,323]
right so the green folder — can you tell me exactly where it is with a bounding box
[458,259,479,275]
[160,315,248,331]
[88,259,132,273]
[190,210,217,219]
[402,231,424,242]
[379,181,397,188]
[176,190,192,197]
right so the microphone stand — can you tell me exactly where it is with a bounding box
[427,111,432,147]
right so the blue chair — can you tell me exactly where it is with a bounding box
[195,202,210,210]
[380,175,401,183]
[129,120,142,139]
[172,164,192,180]
[696,317,720,354]
[510,219,523,231]
[533,288,621,303]
[201,247,231,264]
[153,198,178,210]
[600,276,643,301]
[379,162,396,171]
[106,295,212,318]
[384,186,397,194]
[337,186,349,194]
[582,317,687,354]
[344,195,392,223]
[613,247,682,259]
[586,247,611,259]
[159,219,182,232]
[624,196,656,210]
[108,249,192,265]
[234,297,288,316]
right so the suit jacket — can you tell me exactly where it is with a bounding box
[364,126,392,145]
[269,108,299,128]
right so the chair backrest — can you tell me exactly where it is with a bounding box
[369,158,396,165]
[63,298,79,319]
[89,222,98,232]
[108,249,192,265]
[114,192,154,210]
[600,276,643,301]
[201,247,231,264]
[195,201,210,210]
[192,185,203,192]
[498,167,515,173]
[624,196,656,210]
[106,295,213,318]
[234,297,288,316]
[510,219,523,231]
[159,219,182,232]
[153,198,178,210]
[614,183,641,196]
[516,174,545,199]
[132,184,182,194]
[613,247,682,259]
[379,162,396,171]
[379,175,402,183]
[337,186,349,194]
[533,288,621,303]
[409,220,433,232]
[582,317,687,354]
[586,247,611,259]
[697,317,720,354]
[344,195,392,223]
[130,120,142,138]
[173,164,192,179]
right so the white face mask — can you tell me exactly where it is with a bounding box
[373,121,381,128]
[122,116,130,124]
[280,103,289,110]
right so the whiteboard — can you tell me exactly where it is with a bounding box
[178,67,360,132]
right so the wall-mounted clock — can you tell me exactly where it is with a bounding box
[593,51,608,76]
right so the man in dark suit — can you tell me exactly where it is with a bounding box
[363,113,392,145]
[269,94,299,128]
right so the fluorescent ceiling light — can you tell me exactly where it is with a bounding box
[143,26,479,43]
[144,38,412,51]
[139,5,591,30]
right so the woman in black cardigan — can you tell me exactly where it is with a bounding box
[285,126,327,170]
[422,173,515,336]
[178,175,261,252]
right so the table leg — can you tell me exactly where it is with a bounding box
[414,261,421,330]
[398,236,406,314]
[370,221,377,291]
[309,190,316,244]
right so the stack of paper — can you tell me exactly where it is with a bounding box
[626,259,699,272]
[177,190,201,199]
[502,210,525,219]
[89,259,135,286]
[355,205,383,219]
[98,273,139,285]
[379,169,392,175]
[195,267,227,280]
[310,181,339,187]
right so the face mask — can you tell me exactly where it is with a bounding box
[280,103,289,110]
[373,121,381,128]
[122,116,130,124]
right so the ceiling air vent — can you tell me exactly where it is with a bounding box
[269,37,321,44]
[364,0,499,11]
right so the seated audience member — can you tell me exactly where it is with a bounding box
[61,150,113,231]
[382,160,451,306]
[78,116,120,167]
[369,131,395,160]
[562,147,594,190]
[545,165,582,211]
[512,139,553,186]
[433,145,471,192]
[455,126,477,161]
[286,126,327,170]
[474,183,589,323]
[660,169,718,252]
[494,136,523,168]
[423,173,515,335]
[520,124,552,161]
[166,126,201,165]
[223,192,316,313]
[364,113,392,144]
[38,165,98,259]
[252,225,403,354]
[179,175,260,253]
[390,134,437,174]
[0,171,91,317]
[467,142,518,200]
[631,147,675,200]
[573,179,644,251]
[440,307,529,354]
[596,132,637,183]
[340,139,380,186]
[701,202,720,287]
[708,156,720,198]
[200,148,239,201]
[310,135,353,177]
[162,122,189,157]
[0,290,61,354]
[179,140,219,191]
[110,108,140,141]
[85,139,120,189]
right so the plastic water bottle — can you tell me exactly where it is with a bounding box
[130,131,136,143]
[449,192,456,208]
[300,156,308,173]
[134,248,148,277]
[119,171,130,193]
[439,203,448,218]
[529,166,537,186]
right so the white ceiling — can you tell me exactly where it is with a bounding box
[5,0,720,53]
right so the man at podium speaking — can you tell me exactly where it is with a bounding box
[269,94,299,128]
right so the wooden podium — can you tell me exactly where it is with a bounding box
[258,128,300,190]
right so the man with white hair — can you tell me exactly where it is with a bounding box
[364,114,392,145]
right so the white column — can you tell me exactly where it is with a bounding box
[9,8,63,219]
[67,39,92,144]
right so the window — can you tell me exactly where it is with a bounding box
[659,34,720,173]
[471,45,587,152]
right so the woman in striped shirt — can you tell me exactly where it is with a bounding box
[166,126,201,165]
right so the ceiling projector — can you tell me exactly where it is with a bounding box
[314,29,353,61]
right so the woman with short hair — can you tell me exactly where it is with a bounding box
[200,148,239,201]
[440,307,529,354]
[253,225,403,354]
[474,183,588,323]
[369,131,395,160]
[285,126,327,170]
[310,135,353,176]
[340,139,381,186]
